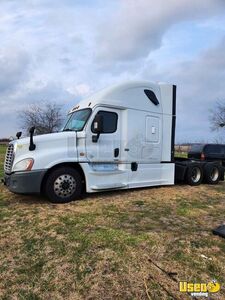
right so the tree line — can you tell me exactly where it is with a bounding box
[1,100,225,139]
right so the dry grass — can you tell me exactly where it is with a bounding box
[0,145,6,177]
[0,146,225,299]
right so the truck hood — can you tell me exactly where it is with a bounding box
[11,131,78,170]
[13,131,77,147]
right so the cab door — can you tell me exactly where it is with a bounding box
[86,108,121,162]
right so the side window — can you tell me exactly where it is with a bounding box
[216,146,223,154]
[205,145,223,154]
[144,89,159,106]
[205,145,213,154]
[91,111,118,133]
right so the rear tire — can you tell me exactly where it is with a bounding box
[204,163,220,185]
[45,167,82,203]
[186,165,203,186]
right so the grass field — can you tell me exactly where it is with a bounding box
[175,151,188,159]
[0,145,6,177]
[0,145,225,299]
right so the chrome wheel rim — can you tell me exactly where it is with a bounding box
[54,174,76,198]
[191,167,201,183]
[210,167,219,181]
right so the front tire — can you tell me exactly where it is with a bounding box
[45,167,82,203]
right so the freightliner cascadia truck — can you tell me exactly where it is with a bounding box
[2,81,224,203]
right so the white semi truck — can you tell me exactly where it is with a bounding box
[3,81,224,203]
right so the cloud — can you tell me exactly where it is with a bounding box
[0,81,78,137]
[0,48,30,94]
[141,37,225,142]
[0,0,225,142]
[96,0,225,64]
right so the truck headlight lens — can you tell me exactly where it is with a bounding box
[13,158,34,172]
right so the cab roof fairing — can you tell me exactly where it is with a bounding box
[68,81,174,115]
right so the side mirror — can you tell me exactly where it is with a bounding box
[93,114,103,133]
[92,114,103,143]
[29,126,36,151]
[16,132,22,139]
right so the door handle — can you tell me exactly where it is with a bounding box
[114,148,119,158]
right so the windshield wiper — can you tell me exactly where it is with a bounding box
[62,128,74,132]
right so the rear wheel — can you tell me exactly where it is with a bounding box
[45,167,82,203]
[204,163,220,185]
[186,165,203,186]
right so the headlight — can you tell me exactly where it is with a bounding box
[13,158,34,172]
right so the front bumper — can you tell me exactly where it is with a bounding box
[3,170,46,194]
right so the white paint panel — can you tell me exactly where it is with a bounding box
[128,163,174,188]
[145,116,159,143]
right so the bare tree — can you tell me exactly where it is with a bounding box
[209,101,225,131]
[19,102,63,135]
[213,136,225,144]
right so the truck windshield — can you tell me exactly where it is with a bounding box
[63,108,91,131]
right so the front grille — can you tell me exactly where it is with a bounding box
[4,144,14,174]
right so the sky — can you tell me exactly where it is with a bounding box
[0,0,225,143]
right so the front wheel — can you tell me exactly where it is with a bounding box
[45,167,82,203]
[186,165,203,186]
